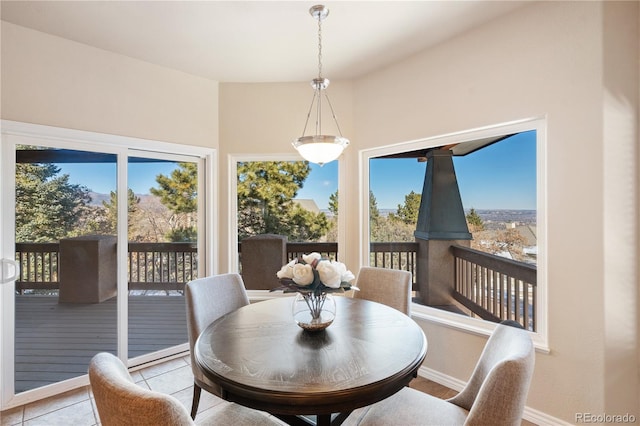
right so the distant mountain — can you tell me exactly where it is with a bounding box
[470,209,536,225]
[87,192,154,207]
[87,192,110,206]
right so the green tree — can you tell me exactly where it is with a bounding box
[286,203,330,242]
[391,191,421,224]
[371,217,415,242]
[99,188,141,237]
[369,191,380,222]
[369,191,384,240]
[466,208,484,232]
[165,226,198,242]
[328,190,339,216]
[15,163,91,242]
[151,163,198,214]
[237,161,330,241]
[151,163,198,241]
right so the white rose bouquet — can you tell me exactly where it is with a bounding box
[273,252,357,319]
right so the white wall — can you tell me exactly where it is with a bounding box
[601,1,639,417]
[1,22,218,147]
[352,1,638,422]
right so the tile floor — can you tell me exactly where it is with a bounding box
[2,354,227,426]
[1,354,535,425]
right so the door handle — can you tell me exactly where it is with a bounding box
[0,258,19,284]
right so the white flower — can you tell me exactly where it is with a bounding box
[292,263,314,286]
[316,261,342,288]
[276,259,297,279]
[302,252,322,265]
[332,261,355,283]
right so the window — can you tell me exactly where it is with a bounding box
[230,156,341,293]
[362,119,547,348]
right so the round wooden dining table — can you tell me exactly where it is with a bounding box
[195,295,427,426]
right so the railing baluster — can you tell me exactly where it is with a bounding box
[508,277,514,322]
[531,283,536,331]
[491,270,497,316]
[523,280,529,330]
[466,260,472,300]
[498,273,504,319]
[515,279,520,324]
[450,245,536,331]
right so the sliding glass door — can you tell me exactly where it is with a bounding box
[1,122,213,408]
[13,145,119,394]
[127,154,200,362]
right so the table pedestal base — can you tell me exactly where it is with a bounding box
[275,411,352,426]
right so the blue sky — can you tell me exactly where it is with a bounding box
[55,162,178,195]
[452,131,536,210]
[55,130,535,211]
[299,130,537,210]
[295,161,339,210]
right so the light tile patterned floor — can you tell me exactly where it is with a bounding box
[1,354,536,425]
[1,354,231,426]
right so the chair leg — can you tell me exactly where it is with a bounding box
[190,383,202,420]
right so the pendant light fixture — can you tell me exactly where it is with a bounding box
[292,4,349,166]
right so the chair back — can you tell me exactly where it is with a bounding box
[353,266,412,315]
[89,352,194,426]
[448,323,535,426]
[185,274,250,386]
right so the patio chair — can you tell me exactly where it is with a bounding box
[353,266,412,315]
[88,352,281,426]
[185,273,250,419]
[343,321,535,426]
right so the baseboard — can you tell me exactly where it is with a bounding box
[418,366,572,426]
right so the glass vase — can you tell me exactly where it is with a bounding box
[292,292,336,331]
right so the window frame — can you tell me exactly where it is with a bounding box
[359,117,549,351]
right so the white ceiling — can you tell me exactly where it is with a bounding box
[1,1,529,83]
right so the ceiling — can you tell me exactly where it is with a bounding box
[1,1,529,83]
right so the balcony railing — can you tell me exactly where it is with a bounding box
[283,241,418,288]
[16,240,536,331]
[128,242,197,291]
[370,242,418,290]
[286,242,338,261]
[15,242,197,294]
[451,244,537,331]
[15,243,60,292]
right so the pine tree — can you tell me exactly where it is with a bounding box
[16,162,91,242]
[101,188,141,237]
[466,208,484,232]
[393,191,421,224]
[237,161,330,241]
[328,190,339,216]
[151,163,198,214]
[150,162,198,241]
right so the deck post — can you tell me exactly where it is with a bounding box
[414,149,471,306]
[241,234,287,290]
[59,235,117,303]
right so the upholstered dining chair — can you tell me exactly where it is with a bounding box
[88,352,282,426]
[343,321,535,426]
[185,273,250,419]
[353,266,412,316]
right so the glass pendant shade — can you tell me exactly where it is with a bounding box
[293,135,349,166]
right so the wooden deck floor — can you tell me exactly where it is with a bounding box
[15,295,187,393]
